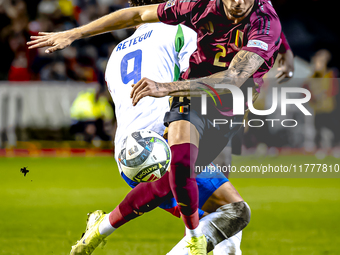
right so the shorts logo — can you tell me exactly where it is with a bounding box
[247,40,268,51]
[164,0,176,10]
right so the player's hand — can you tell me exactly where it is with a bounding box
[275,49,294,84]
[27,30,80,54]
[131,77,169,106]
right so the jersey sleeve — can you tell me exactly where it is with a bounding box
[177,25,197,73]
[157,0,195,26]
[242,9,281,61]
[278,31,291,53]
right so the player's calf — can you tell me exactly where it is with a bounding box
[201,201,250,252]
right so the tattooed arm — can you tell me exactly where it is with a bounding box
[130,50,264,105]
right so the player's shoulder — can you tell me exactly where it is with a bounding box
[141,23,196,39]
[250,0,280,21]
[110,23,173,52]
[248,0,281,34]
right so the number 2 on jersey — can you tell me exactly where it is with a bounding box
[213,45,227,68]
[121,50,142,84]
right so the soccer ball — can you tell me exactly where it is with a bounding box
[118,130,171,183]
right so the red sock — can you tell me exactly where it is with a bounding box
[169,143,199,230]
[110,172,172,228]
[109,206,127,228]
[181,209,200,230]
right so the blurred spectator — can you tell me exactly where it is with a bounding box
[40,60,69,81]
[0,0,128,81]
[0,0,32,80]
[8,50,31,81]
[70,86,114,143]
[304,49,339,149]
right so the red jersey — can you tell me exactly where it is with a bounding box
[157,0,282,88]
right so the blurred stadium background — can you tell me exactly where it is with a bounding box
[0,0,340,254]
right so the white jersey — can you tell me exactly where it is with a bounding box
[105,23,197,163]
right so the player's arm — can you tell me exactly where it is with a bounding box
[130,50,264,105]
[275,32,294,83]
[177,50,265,96]
[27,5,159,53]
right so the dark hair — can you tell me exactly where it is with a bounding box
[129,0,166,7]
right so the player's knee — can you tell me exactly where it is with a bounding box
[217,201,251,231]
[170,144,191,166]
[170,147,191,186]
[170,143,198,178]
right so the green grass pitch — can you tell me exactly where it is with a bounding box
[0,156,339,255]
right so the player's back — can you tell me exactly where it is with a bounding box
[105,22,196,158]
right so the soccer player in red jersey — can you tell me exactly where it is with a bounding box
[28,1,284,254]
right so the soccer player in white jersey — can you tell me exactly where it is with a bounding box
[106,22,195,159]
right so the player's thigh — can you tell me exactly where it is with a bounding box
[196,115,244,167]
[201,181,243,213]
[168,120,199,148]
